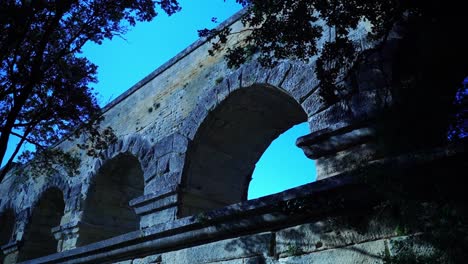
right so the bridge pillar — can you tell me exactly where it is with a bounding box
[1,241,19,264]
[130,185,179,229]
[51,221,80,252]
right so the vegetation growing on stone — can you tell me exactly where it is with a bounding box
[215,77,224,85]
[0,0,181,181]
[201,0,467,151]
[285,243,303,256]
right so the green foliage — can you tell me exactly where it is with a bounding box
[285,243,303,256]
[16,149,80,179]
[366,165,468,264]
[200,0,408,103]
[201,0,467,148]
[382,238,441,264]
[215,77,224,84]
[76,126,117,159]
[0,0,181,181]
[194,212,211,224]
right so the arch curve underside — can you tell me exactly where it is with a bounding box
[179,84,308,217]
[0,209,15,262]
[78,153,144,246]
[18,187,65,262]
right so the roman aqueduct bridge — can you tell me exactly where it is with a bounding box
[0,9,465,264]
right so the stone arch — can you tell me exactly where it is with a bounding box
[17,187,65,262]
[78,152,144,246]
[96,135,154,182]
[0,208,15,262]
[178,81,309,217]
[36,174,69,200]
[179,61,321,140]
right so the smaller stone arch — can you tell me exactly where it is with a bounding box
[97,135,155,182]
[0,208,15,262]
[36,174,69,201]
[17,187,65,262]
[78,152,144,246]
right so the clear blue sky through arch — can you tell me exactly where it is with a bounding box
[248,122,317,200]
[3,1,317,199]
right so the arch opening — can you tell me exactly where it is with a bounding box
[180,85,309,217]
[0,209,15,262]
[18,188,65,262]
[78,153,144,246]
[248,122,316,200]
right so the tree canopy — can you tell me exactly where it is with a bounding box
[0,0,181,182]
[202,0,467,148]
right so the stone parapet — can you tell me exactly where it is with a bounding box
[16,145,465,264]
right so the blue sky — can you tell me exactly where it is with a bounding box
[4,0,317,198]
[82,0,245,106]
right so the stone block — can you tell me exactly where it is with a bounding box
[68,184,82,198]
[210,258,270,264]
[113,260,132,264]
[266,61,291,87]
[144,173,180,195]
[132,254,162,264]
[297,127,376,159]
[278,239,386,264]
[276,217,395,257]
[282,63,319,102]
[226,69,243,91]
[308,103,352,134]
[356,67,389,92]
[349,90,392,119]
[315,142,381,178]
[201,88,218,112]
[241,61,270,88]
[133,194,178,216]
[2,250,18,264]
[156,154,171,176]
[156,152,185,176]
[143,163,158,184]
[179,117,198,140]
[140,207,177,228]
[172,133,189,153]
[214,81,230,104]
[154,135,174,159]
[161,233,273,264]
[309,88,392,134]
[169,153,185,173]
[300,88,325,117]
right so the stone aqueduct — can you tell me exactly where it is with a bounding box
[0,9,464,264]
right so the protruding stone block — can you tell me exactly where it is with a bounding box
[51,221,81,252]
[130,185,179,228]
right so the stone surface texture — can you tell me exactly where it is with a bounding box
[0,7,461,264]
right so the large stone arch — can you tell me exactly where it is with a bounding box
[78,150,145,246]
[179,61,322,141]
[17,187,65,262]
[178,63,312,216]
